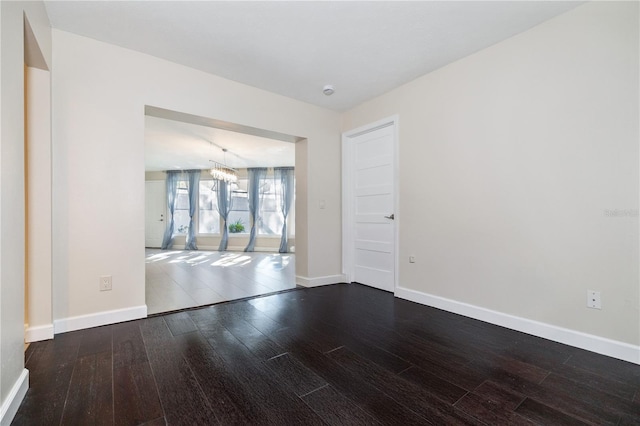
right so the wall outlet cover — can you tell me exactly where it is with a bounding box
[100,275,112,291]
[587,290,601,309]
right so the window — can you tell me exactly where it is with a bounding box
[173,180,190,234]
[228,179,249,234]
[258,178,282,235]
[198,180,220,234]
[258,175,295,236]
[168,172,294,239]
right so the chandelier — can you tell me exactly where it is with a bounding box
[210,148,238,183]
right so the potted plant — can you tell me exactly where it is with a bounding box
[229,218,245,233]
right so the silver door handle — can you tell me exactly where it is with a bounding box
[384,214,394,220]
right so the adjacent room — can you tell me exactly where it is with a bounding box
[144,108,299,314]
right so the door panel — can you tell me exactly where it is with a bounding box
[145,180,166,248]
[347,123,396,292]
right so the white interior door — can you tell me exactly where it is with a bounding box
[145,180,166,248]
[343,119,397,292]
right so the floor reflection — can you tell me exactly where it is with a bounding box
[145,249,296,315]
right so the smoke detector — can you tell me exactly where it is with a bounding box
[323,85,335,96]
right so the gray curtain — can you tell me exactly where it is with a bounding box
[185,170,201,250]
[216,180,232,251]
[275,167,294,253]
[244,167,267,252]
[160,171,181,249]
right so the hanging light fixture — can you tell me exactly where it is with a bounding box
[210,148,238,183]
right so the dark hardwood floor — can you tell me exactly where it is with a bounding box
[12,283,640,425]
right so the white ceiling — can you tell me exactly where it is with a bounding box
[44,1,582,112]
[145,115,296,171]
[46,1,582,171]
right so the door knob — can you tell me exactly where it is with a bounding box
[384,214,394,220]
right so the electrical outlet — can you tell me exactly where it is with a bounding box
[409,256,416,263]
[100,275,112,291]
[587,290,601,309]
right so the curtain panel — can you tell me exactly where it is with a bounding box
[275,167,294,253]
[184,170,201,250]
[160,170,181,249]
[216,180,232,251]
[244,167,268,252]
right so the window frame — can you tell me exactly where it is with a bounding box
[167,171,294,240]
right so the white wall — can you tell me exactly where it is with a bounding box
[295,139,309,277]
[343,2,639,357]
[51,30,343,327]
[0,1,51,422]
[25,66,53,342]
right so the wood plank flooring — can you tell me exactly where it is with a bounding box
[13,283,640,425]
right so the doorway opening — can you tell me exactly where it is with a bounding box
[144,106,304,314]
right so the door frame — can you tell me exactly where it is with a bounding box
[342,115,399,292]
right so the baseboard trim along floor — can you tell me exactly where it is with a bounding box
[395,286,640,365]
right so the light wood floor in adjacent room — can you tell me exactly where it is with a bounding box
[145,249,296,315]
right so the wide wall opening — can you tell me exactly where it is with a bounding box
[144,106,305,314]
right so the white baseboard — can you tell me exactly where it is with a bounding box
[395,286,640,365]
[25,324,54,343]
[296,274,346,288]
[0,368,29,425]
[54,305,147,334]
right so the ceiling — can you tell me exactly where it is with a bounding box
[44,1,582,112]
[145,114,296,171]
[46,1,582,171]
